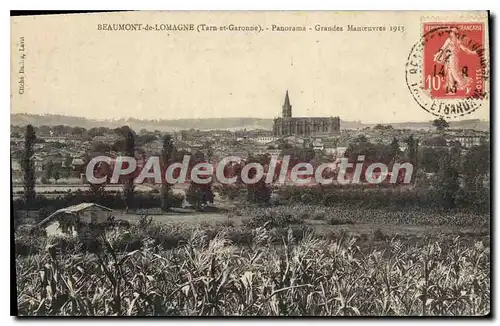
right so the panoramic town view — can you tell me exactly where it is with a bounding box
[12,11,490,317]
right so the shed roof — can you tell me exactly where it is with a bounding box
[37,203,113,227]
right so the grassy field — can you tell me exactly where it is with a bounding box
[114,204,489,239]
[15,204,490,316]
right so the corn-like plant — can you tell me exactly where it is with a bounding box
[16,222,490,316]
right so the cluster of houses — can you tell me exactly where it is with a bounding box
[10,124,489,185]
[10,134,93,183]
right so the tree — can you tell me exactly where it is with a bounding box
[91,141,113,153]
[405,135,419,163]
[53,169,61,184]
[245,155,272,204]
[203,141,214,161]
[123,128,136,211]
[246,179,272,204]
[449,144,462,171]
[432,117,450,131]
[44,161,54,184]
[61,168,70,180]
[86,157,110,203]
[22,125,36,206]
[388,137,401,162]
[345,137,395,164]
[433,152,460,208]
[460,144,490,211]
[112,139,126,152]
[64,156,73,169]
[37,125,51,135]
[462,144,490,181]
[186,182,214,211]
[418,147,444,173]
[354,134,368,143]
[185,151,214,211]
[71,127,87,136]
[405,135,419,182]
[422,135,447,147]
[114,125,135,138]
[160,134,175,211]
[136,134,157,146]
[281,146,315,165]
[86,127,105,138]
[373,124,394,131]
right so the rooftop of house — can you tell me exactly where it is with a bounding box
[71,158,85,165]
[37,203,113,227]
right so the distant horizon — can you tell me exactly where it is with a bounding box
[10,112,490,125]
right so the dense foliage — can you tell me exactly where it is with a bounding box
[15,221,490,316]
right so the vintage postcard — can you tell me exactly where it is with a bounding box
[11,11,490,317]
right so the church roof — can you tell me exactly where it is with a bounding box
[284,90,290,107]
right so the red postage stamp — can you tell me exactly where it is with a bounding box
[423,22,486,100]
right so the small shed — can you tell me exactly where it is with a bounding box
[38,203,113,236]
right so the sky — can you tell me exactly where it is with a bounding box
[10,11,490,123]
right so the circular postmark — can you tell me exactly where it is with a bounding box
[405,24,489,119]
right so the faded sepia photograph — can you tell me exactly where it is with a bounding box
[11,11,490,316]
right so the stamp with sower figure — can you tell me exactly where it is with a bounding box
[406,22,488,119]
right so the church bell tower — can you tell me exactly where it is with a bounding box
[282,90,292,118]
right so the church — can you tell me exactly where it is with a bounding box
[272,91,341,137]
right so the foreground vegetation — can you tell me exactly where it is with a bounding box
[15,211,490,316]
